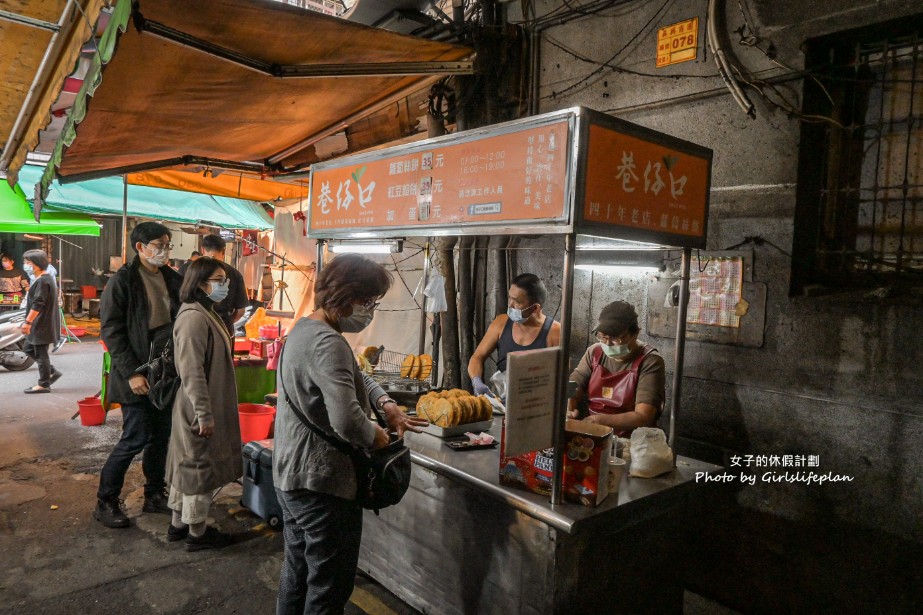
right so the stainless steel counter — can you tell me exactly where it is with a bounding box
[404,418,722,535]
[359,420,724,614]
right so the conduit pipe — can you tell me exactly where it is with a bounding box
[706,0,755,118]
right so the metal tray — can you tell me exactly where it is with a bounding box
[419,419,494,439]
[444,437,498,451]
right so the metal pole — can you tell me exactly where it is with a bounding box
[669,247,692,467]
[418,241,431,356]
[550,233,576,505]
[121,176,129,263]
[315,239,325,275]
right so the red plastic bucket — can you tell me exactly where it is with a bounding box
[81,285,97,299]
[77,397,106,426]
[238,403,275,443]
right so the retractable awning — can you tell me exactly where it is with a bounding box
[0,180,99,236]
[39,0,473,192]
[0,0,107,183]
[19,164,273,230]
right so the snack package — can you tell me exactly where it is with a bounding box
[499,419,612,507]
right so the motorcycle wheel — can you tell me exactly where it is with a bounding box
[1,341,35,371]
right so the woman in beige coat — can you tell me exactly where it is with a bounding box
[165,257,241,551]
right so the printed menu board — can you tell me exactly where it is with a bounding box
[503,347,560,457]
[308,119,571,235]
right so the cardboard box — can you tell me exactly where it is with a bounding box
[499,419,612,507]
[249,339,271,358]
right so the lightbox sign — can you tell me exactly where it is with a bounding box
[580,119,711,248]
[308,118,571,236]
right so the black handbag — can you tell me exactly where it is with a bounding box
[279,349,411,513]
[145,326,212,412]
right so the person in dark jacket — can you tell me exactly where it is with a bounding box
[94,222,183,529]
[20,250,61,393]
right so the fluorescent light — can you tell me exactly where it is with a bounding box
[328,239,403,254]
[576,264,660,274]
[330,244,394,254]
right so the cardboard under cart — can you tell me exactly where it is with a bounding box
[307,106,720,614]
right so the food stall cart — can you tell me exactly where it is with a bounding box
[308,106,718,614]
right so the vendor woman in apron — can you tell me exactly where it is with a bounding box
[567,301,665,437]
[468,273,561,401]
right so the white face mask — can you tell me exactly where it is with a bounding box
[338,304,374,333]
[22,263,34,275]
[207,279,230,302]
[602,342,632,359]
[142,243,170,267]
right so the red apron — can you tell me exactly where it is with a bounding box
[587,344,655,437]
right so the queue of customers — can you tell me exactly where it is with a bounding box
[93,223,248,553]
[91,227,664,612]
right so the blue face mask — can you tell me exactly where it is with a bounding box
[507,304,536,324]
[207,279,230,302]
[23,263,34,275]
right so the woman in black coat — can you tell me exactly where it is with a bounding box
[20,249,62,393]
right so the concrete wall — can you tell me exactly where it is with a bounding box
[499,0,922,610]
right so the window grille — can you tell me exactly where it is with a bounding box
[793,17,923,291]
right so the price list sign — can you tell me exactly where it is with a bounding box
[308,119,570,235]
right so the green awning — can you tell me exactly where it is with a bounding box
[20,164,273,230]
[0,180,100,236]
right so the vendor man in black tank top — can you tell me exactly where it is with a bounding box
[468,273,561,399]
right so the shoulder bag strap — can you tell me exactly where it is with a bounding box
[277,343,386,456]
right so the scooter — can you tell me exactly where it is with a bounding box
[0,309,35,371]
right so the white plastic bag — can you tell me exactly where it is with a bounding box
[628,428,673,478]
[423,272,448,313]
[488,369,508,402]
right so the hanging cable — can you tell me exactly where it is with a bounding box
[706,0,756,117]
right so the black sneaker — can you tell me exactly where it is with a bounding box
[167,524,190,542]
[185,526,232,552]
[93,498,130,529]
[142,490,171,514]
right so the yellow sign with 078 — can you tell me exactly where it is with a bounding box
[656,17,699,68]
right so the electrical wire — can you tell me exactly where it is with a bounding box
[544,35,718,80]
[541,0,675,100]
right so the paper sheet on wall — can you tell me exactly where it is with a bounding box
[504,347,561,457]
[686,256,743,328]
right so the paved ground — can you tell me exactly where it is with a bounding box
[0,339,418,615]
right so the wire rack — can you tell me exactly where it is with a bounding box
[366,348,432,394]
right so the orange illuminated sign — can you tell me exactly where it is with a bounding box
[309,120,570,234]
[583,123,709,241]
[656,17,698,68]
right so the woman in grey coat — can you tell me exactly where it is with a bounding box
[165,257,241,551]
[274,254,427,615]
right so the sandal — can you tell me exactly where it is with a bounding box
[24,386,50,394]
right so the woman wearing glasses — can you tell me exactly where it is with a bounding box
[273,254,427,615]
[567,301,665,437]
[164,257,241,551]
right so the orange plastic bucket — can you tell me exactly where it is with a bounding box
[77,397,106,426]
[238,403,275,443]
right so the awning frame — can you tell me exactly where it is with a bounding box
[132,8,474,79]
[39,0,474,198]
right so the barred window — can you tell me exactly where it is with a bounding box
[792,16,923,293]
